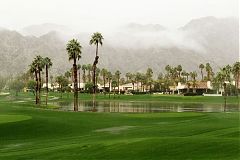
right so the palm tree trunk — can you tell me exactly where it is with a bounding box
[46,66,48,106]
[92,65,96,94]
[73,59,78,111]
[201,69,203,81]
[92,43,99,108]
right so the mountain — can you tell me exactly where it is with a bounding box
[181,16,239,65]
[20,23,74,37]
[0,17,238,77]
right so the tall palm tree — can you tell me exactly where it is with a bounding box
[77,64,81,90]
[43,57,52,106]
[199,64,205,81]
[115,70,121,94]
[29,61,39,104]
[35,55,44,104]
[100,68,108,94]
[66,39,82,111]
[205,63,212,81]
[90,32,104,95]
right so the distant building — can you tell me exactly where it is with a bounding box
[170,81,213,95]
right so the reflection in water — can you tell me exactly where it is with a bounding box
[55,101,240,113]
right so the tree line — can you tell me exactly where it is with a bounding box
[0,31,239,111]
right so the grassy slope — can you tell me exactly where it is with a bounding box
[0,93,239,160]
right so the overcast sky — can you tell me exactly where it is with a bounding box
[0,0,238,31]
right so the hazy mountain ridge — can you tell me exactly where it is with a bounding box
[0,17,238,77]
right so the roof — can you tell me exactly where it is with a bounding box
[195,82,208,89]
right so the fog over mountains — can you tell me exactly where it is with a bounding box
[0,16,238,76]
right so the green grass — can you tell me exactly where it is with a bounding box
[0,92,239,159]
[32,91,239,104]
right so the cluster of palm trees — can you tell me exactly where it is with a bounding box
[214,62,240,95]
[65,33,103,111]
[26,31,239,111]
[28,32,104,111]
[29,56,52,105]
[69,62,239,96]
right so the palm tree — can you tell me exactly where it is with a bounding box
[29,61,39,104]
[165,65,171,78]
[146,68,153,92]
[125,72,131,82]
[56,75,69,99]
[66,39,82,111]
[199,64,205,81]
[232,62,240,95]
[224,65,232,82]
[90,32,104,95]
[115,70,121,94]
[129,73,136,91]
[139,73,147,92]
[82,64,87,83]
[190,71,197,93]
[107,71,112,98]
[77,64,81,90]
[181,70,187,83]
[35,55,44,104]
[176,65,182,81]
[43,57,52,106]
[100,68,108,94]
[205,63,212,81]
[136,72,142,91]
[214,71,225,94]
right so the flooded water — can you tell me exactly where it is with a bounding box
[54,101,240,113]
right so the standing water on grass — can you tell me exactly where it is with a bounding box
[54,101,239,113]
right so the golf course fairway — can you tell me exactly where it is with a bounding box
[0,93,239,159]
